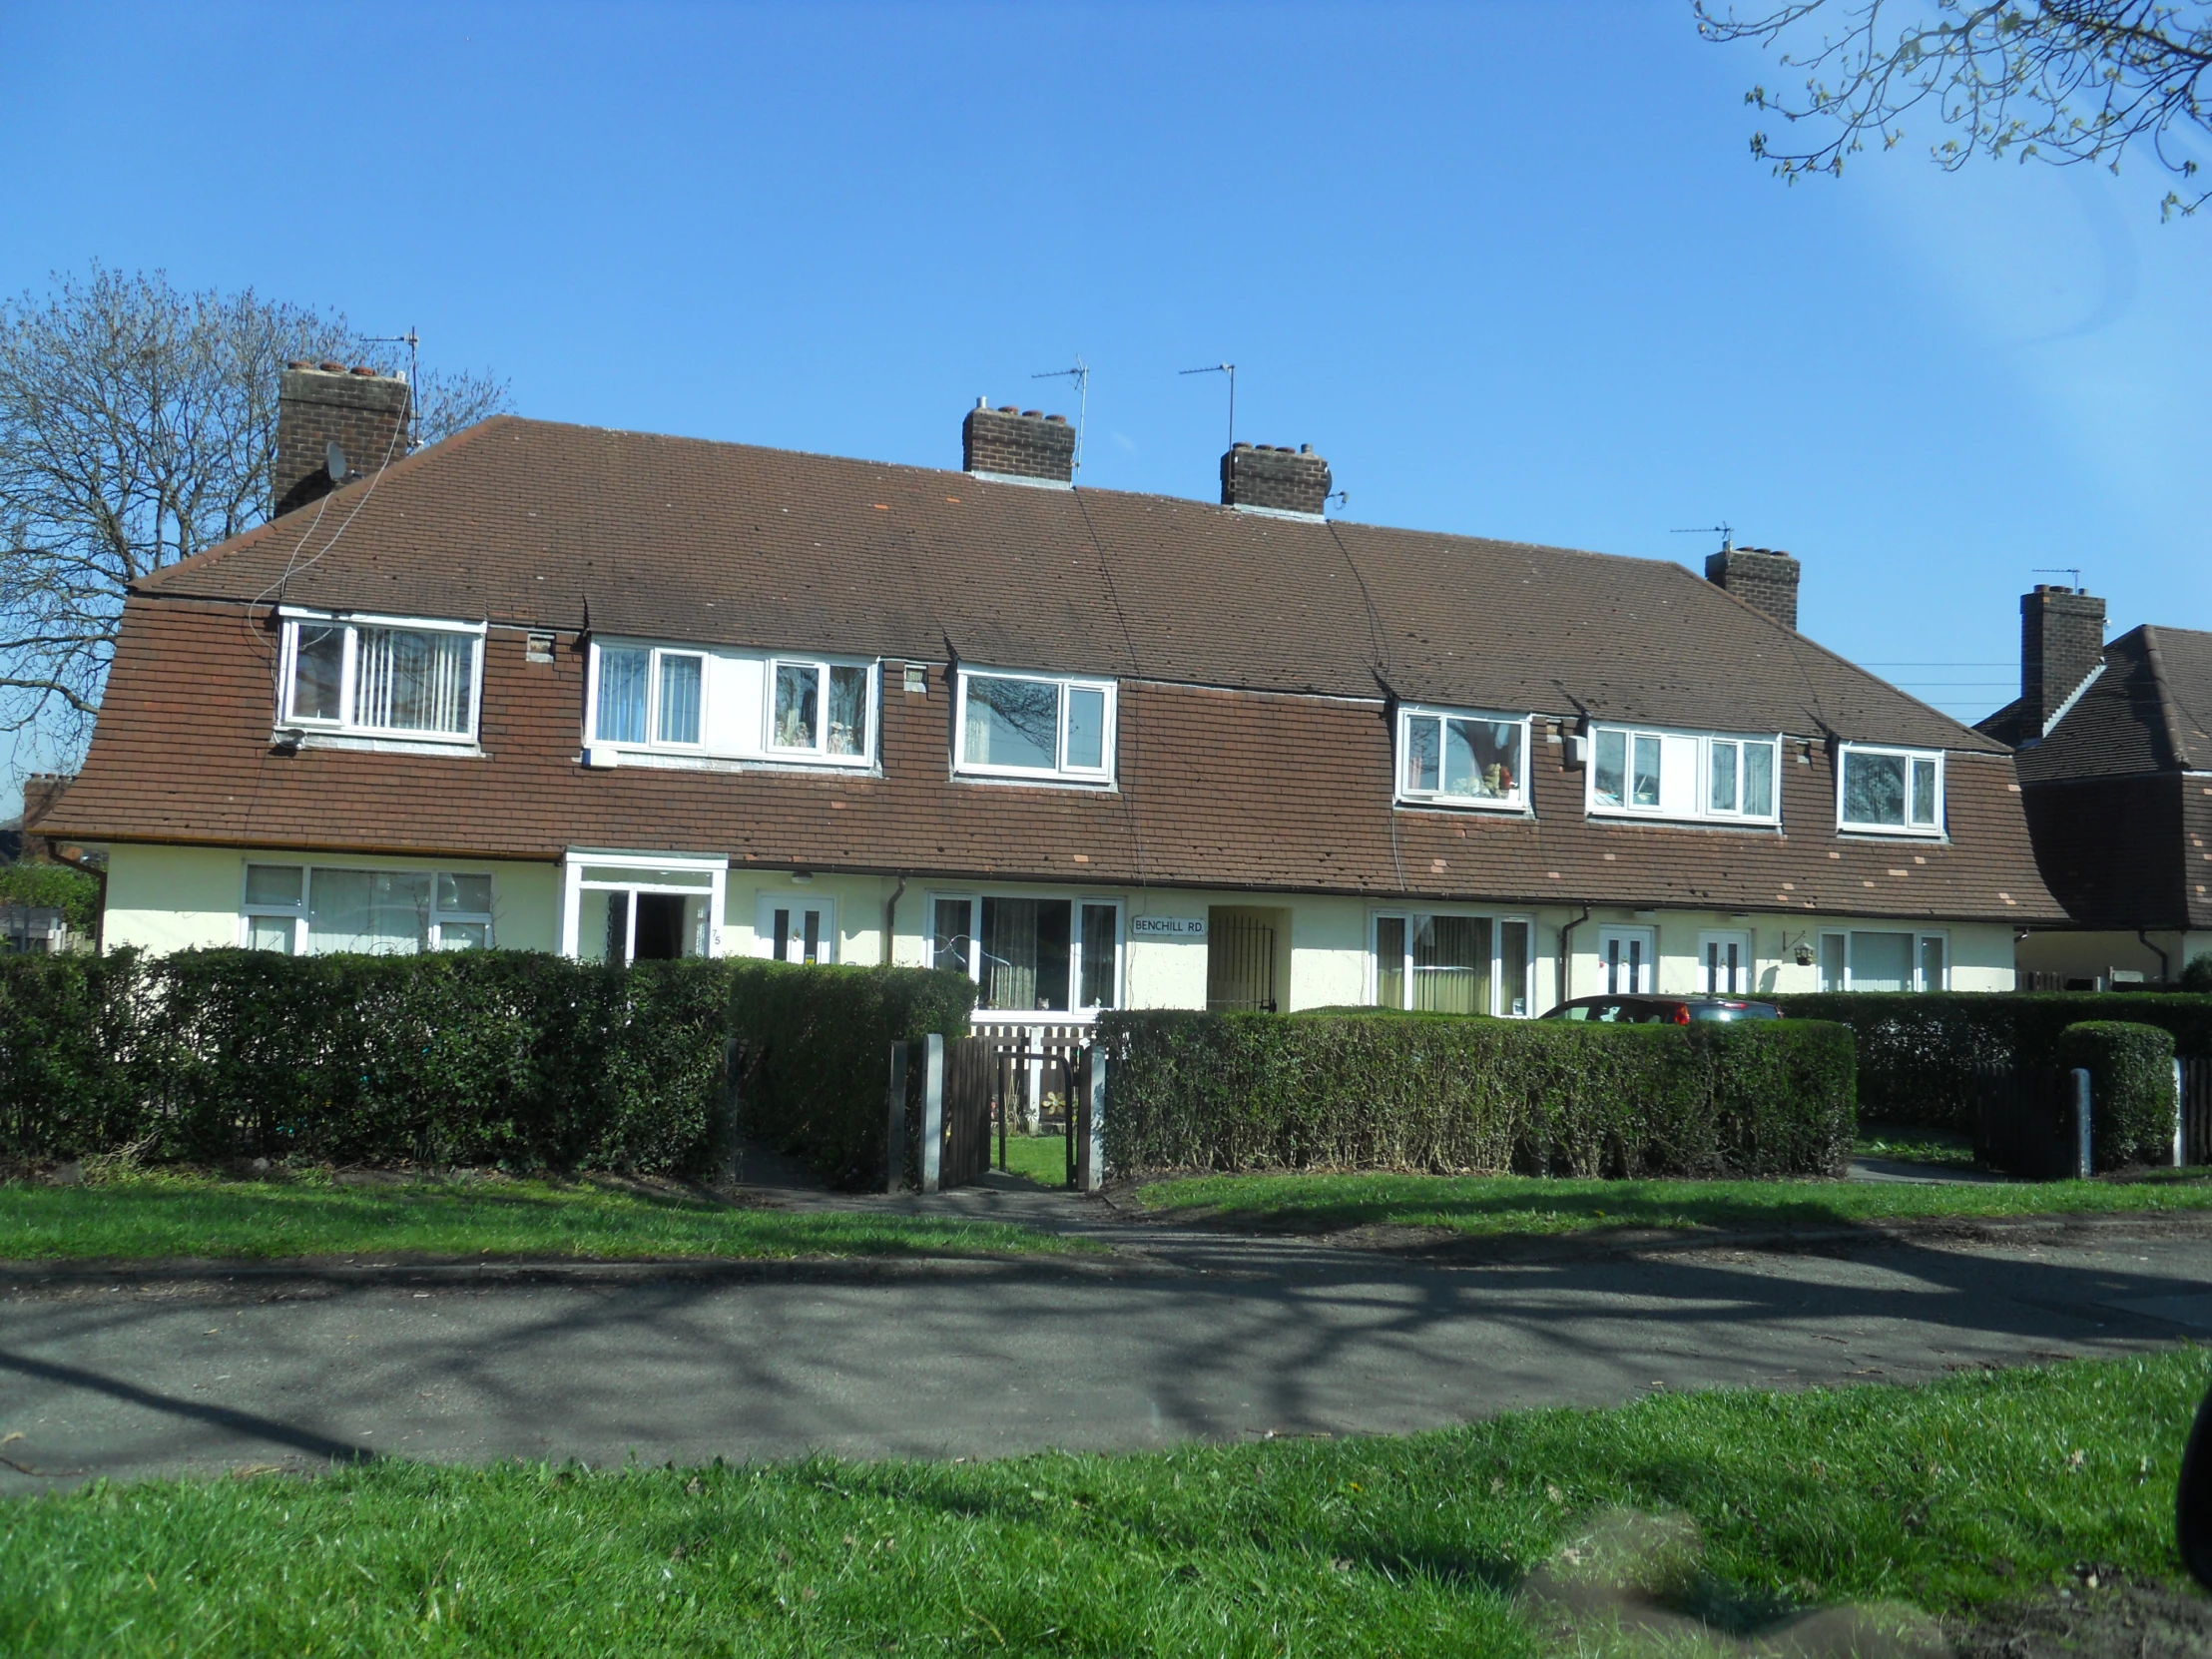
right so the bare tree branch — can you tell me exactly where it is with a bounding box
[0,265,510,773]
[1696,1,2212,217]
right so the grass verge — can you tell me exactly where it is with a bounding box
[1127,1168,2212,1238]
[3,1352,2204,1655]
[999,1131,1070,1188]
[0,1171,1083,1264]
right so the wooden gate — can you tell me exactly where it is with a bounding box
[939,1035,997,1189]
[2181,1058,2212,1167]
[1972,1063,2088,1180]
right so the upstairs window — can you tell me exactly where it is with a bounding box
[769,658,873,763]
[1839,745,1943,834]
[1587,725,1781,826]
[592,644,707,749]
[1397,708,1528,810]
[281,613,482,742]
[955,670,1114,782]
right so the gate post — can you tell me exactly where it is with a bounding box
[885,1041,907,1195]
[2070,1066,2093,1180]
[2177,1059,2189,1169]
[921,1033,944,1194]
[1079,1046,1106,1192]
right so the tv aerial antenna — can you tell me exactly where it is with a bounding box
[359,327,421,448]
[1670,522,1734,552]
[1031,357,1089,473]
[2032,566,2085,590]
[1179,361,1236,448]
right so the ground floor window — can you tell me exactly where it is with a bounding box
[1371,912,1532,1016]
[560,850,727,964]
[1819,929,1946,991]
[929,894,1120,1012]
[242,863,493,955]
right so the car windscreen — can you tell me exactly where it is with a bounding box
[1686,1003,1780,1021]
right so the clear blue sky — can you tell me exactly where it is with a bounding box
[4,1,2207,810]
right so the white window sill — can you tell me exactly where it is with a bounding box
[283,730,484,759]
[1836,825,1946,841]
[1394,795,1530,816]
[584,748,879,777]
[952,769,1117,792]
[1586,808,1784,831]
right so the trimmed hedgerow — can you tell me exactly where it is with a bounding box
[1770,992,2212,1131]
[0,950,151,1159]
[728,960,977,1188]
[1096,1010,1855,1179]
[2054,1021,2178,1171]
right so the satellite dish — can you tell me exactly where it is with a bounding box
[325,441,348,484]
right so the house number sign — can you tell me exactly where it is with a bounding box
[1130,916,1207,938]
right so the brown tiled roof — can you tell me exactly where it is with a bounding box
[51,595,2059,922]
[138,416,2005,753]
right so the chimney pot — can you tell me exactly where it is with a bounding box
[975,395,987,409]
[1021,409,1042,419]
[998,405,1018,413]
[1046,413,1067,424]
[1220,439,1332,516]
[1299,443,1313,454]
[286,359,308,369]
[349,364,376,376]
[319,360,344,372]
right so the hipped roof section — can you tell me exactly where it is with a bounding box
[141,414,2003,753]
[2011,624,2212,782]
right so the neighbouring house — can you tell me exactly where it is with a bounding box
[2,774,95,953]
[40,365,2060,1028]
[1978,583,2212,987]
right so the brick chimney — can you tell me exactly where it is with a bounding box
[962,401,1075,485]
[274,361,412,517]
[1221,442,1331,517]
[2019,582,2106,733]
[1705,545,1802,632]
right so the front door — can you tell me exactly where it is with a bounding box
[759,896,835,964]
[1597,926,1655,995]
[1698,930,1752,995]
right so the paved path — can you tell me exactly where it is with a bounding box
[4,1185,2209,1489]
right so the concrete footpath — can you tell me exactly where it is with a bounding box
[4,1169,2210,1489]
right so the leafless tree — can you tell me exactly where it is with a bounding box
[0,265,507,772]
[1696,2,2212,216]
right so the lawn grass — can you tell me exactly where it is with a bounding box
[999,1130,1070,1188]
[3,1351,2203,1656]
[0,1171,1082,1264]
[1129,1167,2212,1238]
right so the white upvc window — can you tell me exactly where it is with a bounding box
[954,670,1116,783]
[1586,725,1782,826]
[1396,707,1530,810]
[241,863,494,955]
[1838,744,1944,835]
[766,657,875,764]
[927,892,1123,1013]
[278,610,484,743]
[1370,911,1534,1017]
[588,641,710,751]
[1819,928,1947,991]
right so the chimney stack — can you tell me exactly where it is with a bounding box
[962,401,1075,486]
[2019,582,2106,733]
[1220,442,1331,518]
[274,361,412,517]
[1705,545,1802,632]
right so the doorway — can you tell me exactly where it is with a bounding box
[1596,926,1655,995]
[1207,906,1288,1012]
[759,895,835,964]
[1698,930,1752,995]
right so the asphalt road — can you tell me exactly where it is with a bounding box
[4,1213,2209,1489]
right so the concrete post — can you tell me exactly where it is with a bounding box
[2070,1067,2093,1180]
[921,1033,944,1194]
[885,1041,907,1195]
[2178,1059,2190,1169]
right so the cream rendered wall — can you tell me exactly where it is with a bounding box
[1547,906,2016,1001]
[99,844,561,955]
[725,872,892,964]
[1286,897,1369,1010]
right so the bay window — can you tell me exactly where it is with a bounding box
[955,671,1115,782]
[242,863,494,954]
[1839,745,1943,834]
[1587,725,1781,826]
[280,612,482,743]
[928,894,1121,1013]
[1397,708,1529,809]
[1371,911,1532,1016]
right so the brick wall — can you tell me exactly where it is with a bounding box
[1220,443,1331,516]
[2020,585,2106,733]
[961,405,1075,483]
[274,364,412,517]
[1705,547,1802,633]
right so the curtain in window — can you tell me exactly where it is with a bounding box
[658,654,703,744]
[1411,915,1490,1014]
[352,628,473,735]
[980,897,1040,1010]
[828,665,867,756]
[1375,915,1407,1009]
[598,649,648,743]
[1844,753,1908,825]
[1079,903,1118,1008]
[307,869,432,954]
[931,898,973,976]
[1849,931,1914,992]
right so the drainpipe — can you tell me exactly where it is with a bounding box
[881,873,907,966]
[2139,928,2171,987]
[1556,902,1591,1009]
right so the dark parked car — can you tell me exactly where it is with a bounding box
[1541,994,1782,1024]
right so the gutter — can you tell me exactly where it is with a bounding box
[881,872,906,966]
[1556,902,1592,1008]
[2139,928,2171,987]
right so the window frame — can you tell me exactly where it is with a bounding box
[239,860,495,955]
[1817,927,1949,991]
[276,608,486,745]
[585,639,720,755]
[1835,743,1945,837]
[952,669,1117,784]
[1368,908,1536,1017]
[762,655,877,766]
[925,890,1124,1014]
[1583,723,1784,827]
[1393,706,1533,813]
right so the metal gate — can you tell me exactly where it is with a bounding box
[2182,1058,2212,1166]
[1207,915,1278,1013]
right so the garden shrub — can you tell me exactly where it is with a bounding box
[2054,1021,2177,1171]
[1770,992,2212,1131]
[0,861,101,931]
[1096,1010,1855,1179]
[0,950,151,1160]
[728,960,976,1187]
[2183,955,2212,994]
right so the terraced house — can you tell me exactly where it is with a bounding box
[44,364,2062,1024]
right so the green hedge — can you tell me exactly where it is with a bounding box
[1,949,737,1173]
[1097,1010,1856,1179]
[727,960,977,1188]
[2055,1021,2178,1171]
[1770,992,2212,1130]
[0,861,101,931]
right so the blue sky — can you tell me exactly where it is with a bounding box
[4,1,2207,811]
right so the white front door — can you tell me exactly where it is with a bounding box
[757,895,835,964]
[1597,926,1655,994]
[1698,930,1753,995]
